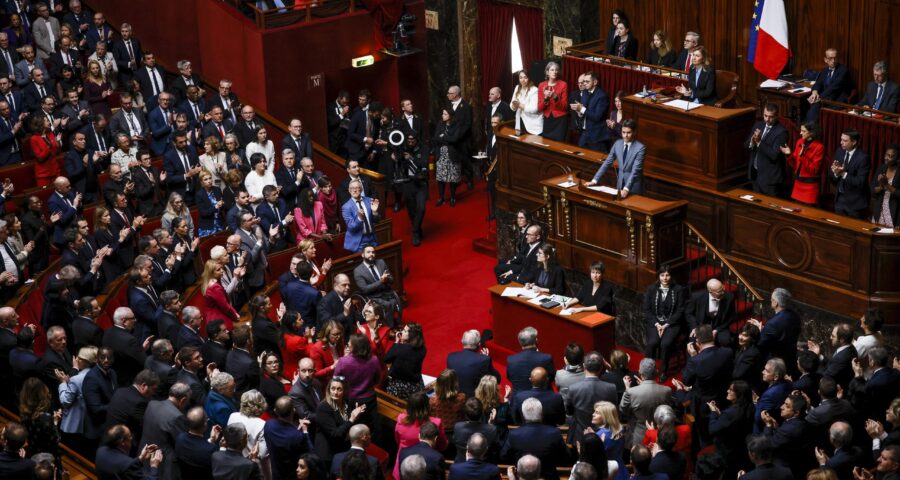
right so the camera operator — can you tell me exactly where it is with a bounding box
[393,133,428,246]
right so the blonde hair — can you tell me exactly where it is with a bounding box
[239,389,267,417]
[298,239,315,255]
[434,369,460,402]
[474,375,500,412]
[199,259,220,296]
[653,30,672,57]
[594,401,623,439]
[87,59,106,83]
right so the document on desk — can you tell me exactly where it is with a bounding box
[557,180,577,188]
[527,295,551,305]
[501,287,537,298]
[587,185,619,196]
[559,308,575,316]
[662,99,703,111]
[760,79,788,88]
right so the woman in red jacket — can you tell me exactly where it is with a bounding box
[356,302,394,359]
[780,122,825,206]
[30,115,60,187]
[200,259,239,330]
[537,61,569,142]
[308,320,346,384]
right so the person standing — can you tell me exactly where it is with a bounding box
[586,119,645,198]
[828,129,870,219]
[537,62,569,142]
[746,103,788,197]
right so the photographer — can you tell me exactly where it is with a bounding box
[394,133,428,246]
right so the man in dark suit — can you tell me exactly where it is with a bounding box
[793,350,822,406]
[111,24,142,85]
[48,35,81,80]
[281,262,319,327]
[104,307,151,387]
[202,320,231,372]
[338,158,375,206]
[263,397,314,480]
[145,339,177,400]
[501,398,570,479]
[201,105,235,144]
[828,129,870,219]
[739,435,794,480]
[174,306,205,352]
[0,34,21,83]
[0,307,18,410]
[750,288,802,376]
[329,424,383,479]
[153,290,181,344]
[95,424,163,480]
[566,350,617,443]
[226,325,259,394]
[288,357,322,419]
[0,98,24,167]
[134,52,166,111]
[38,326,76,400]
[747,103,789,197]
[483,88,513,138]
[48,176,82,248]
[573,72,611,153]
[352,244,398,324]
[59,89,91,134]
[754,358,793,434]
[316,273,357,334]
[447,85,475,188]
[685,278,736,347]
[806,48,854,121]
[139,382,191,479]
[848,347,900,424]
[805,376,856,432]
[256,184,293,251]
[326,91,351,155]
[233,104,261,147]
[858,61,900,113]
[176,347,209,408]
[177,85,209,129]
[168,59,204,104]
[82,347,117,442]
[398,98,425,146]
[814,421,861,480]
[131,149,165,217]
[453,397,500,463]
[175,406,222,478]
[760,394,814,478]
[345,101,381,162]
[449,433,501,480]
[671,32,700,72]
[62,1,93,43]
[447,329,500,398]
[511,367,565,425]
[0,75,23,117]
[212,423,263,480]
[73,296,103,350]
[810,322,858,389]
[84,11,113,52]
[237,213,271,292]
[0,422,35,478]
[495,224,542,284]
[679,325,733,446]
[147,91,175,155]
[127,267,160,343]
[398,421,446,480]
[104,369,159,449]
[109,92,149,143]
[506,326,555,394]
[64,131,101,203]
[209,79,240,125]
[164,129,203,202]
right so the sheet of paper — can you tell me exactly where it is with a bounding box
[587,185,619,196]
[740,194,755,201]
[557,181,577,188]
[760,79,787,88]
[421,374,437,388]
[788,87,812,94]
[501,287,525,297]
[527,295,550,305]
[663,99,703,111]
[877,227,896,233]
[559,308,574,316]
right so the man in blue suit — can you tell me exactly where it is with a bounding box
[848,347,900,423]
[0,98,24,166]
[329,425,383,479]
[342,178,381,252]
[760,394,814,478]
[397,421,446,480]
[449,433,501,480]
[806,48,853,121]
[679,324,733,446]
[177,85,209,129]
[48,176,82,248]
[857,61,900,113]
[511,367,565,425]
[84,12,113,52]
[828,129,870,219]
[163,129,202,204]
[738,435,794,480]
[281,261,319,327]
[148,91,176,155]
[572,72,611,152]
[500,398,571,480]
[755,358,793,433]
[175,406,221,477]
[587,118,645,197]
[506,326,555,394]
[749,288,801,376]
[255,184,293,251]
[447,329,500,398]
[174,306,205,352]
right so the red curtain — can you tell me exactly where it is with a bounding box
[562,56,683,101]
[820,108,899,175]
[511,4,544,83]
[361,0,404,50]
[478,1,514,103]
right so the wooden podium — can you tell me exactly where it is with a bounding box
[541,175,688,292]
[620,95,756,191]
[489,283,616,358]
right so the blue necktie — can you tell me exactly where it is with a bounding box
[875,84,884,110]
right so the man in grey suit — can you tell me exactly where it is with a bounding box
[13,45,48,87]
[138,382,190,480]
[352,244,400,327]
[565,350,617,444]
[31,3,61,60]
[619,358,673,446]
[109,92,149,143]
[586,119,645,198]
[236,210,277,292]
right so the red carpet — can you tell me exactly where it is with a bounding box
[384,181,497,376]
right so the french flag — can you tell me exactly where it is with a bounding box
[748,0,790,79]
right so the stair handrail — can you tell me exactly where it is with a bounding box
[684,222,765,303]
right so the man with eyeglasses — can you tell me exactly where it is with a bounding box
[447,85,476,190]
[807,48,852,121]
[686,277,736,347]
[495,224,543,284]
[672,31,700,72]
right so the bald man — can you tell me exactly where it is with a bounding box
[288,357,323,419]
[511,367,566,426]
[686,278,736,347]
[483,86,513,138]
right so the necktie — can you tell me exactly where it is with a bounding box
[290,168,296,179]
[218,123,224,139]
[184,76,193,86]
[843,151,850,168]
[684,52,691,72]
[127,112,138,135]
[4,118,17,152]
[192,103,200,119]
[119,210,130,228]
[180,151,191,190]
[368,263,378,281]
[295,137,301,154]
[126,41,134,62]
[357,200,372,234]
[96,130,106,151]
[762,125,770,140]
[1,50,11,73]
[232,253,239,266]
[273,203,281,222]
[148,285,159,304]
[875,84,885,109]
[149,68,160,95]
[826,69,834,85]
[37,84,46,98]
[162,109,169,126]
[6,93,14,112]
[622,143,629,161]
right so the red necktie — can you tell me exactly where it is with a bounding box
[119,210,130,228]
[218,124,225,139]
[684,53,691,72]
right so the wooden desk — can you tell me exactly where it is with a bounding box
[620,96,756,191]
[757,84,812,125]
[541,175,688,291]
[724,189,900,319]
[489,283,616,358]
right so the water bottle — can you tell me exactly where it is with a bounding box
[642,84,648,96]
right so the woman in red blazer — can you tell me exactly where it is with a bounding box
[30,115,61,187]
[781,122,826,206]
[293,187,331,243]
[356,302,394,359]
[308,320,346,384]
[200,259,239,330]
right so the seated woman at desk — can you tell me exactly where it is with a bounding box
[647,30,675,68]
[606,18,638,61]
[563,261,615,315]
[675,46,718,106]
[522,243,566,295]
